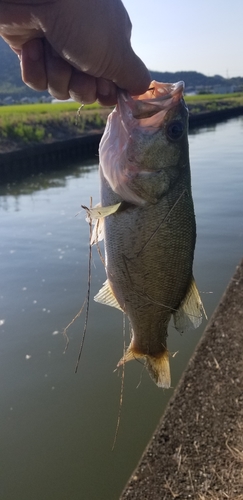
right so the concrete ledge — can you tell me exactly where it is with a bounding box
[0,133,102,183]
[120,258,243,499]
[189,105,243,127]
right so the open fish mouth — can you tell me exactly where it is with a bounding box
[132,80,185,109]
[118,80,185,129]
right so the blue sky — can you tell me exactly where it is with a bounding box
[122,0,242,78]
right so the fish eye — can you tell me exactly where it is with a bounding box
[166,120,184,140]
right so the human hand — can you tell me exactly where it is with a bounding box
[0,0,150,104]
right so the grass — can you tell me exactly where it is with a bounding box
[0,100,101,115]
[0,93,242,150]
[185,92,243,102]
[185,92,243,114]
[0,101,110,149]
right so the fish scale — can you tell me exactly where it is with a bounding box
[102,177,195,339]
[91,81,206,388]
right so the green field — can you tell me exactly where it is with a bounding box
[0,93,242,151]
[0,100,101,115]
[0,101,109,149]
[185,92,243,114]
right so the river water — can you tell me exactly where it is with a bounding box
[0,117,242,500]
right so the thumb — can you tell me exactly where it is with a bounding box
[112,48,151,96]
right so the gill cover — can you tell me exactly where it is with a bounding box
[99,81,185,205]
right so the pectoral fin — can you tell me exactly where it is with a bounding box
[83,202,121,245]
[90,218,104,245]
[173,277,207,334]
[94,280,123,311]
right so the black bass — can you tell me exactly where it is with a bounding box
[90,81,205,388]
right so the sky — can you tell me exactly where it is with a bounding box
[122,0,243,78]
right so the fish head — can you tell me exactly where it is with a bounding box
[99,81,190,205]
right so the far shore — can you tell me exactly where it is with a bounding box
[0,99,243,184]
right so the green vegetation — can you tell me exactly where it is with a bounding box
[0,94,242,152]
[0,101,110,151]
[0,101,100,115]
[185,92,243,114]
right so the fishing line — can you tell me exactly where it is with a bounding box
[112,313,126,451]
[136,364,145,389]
[62,200,93,354]
[137,189,188,257]
[63,300,86,354]
[74,197,93,373]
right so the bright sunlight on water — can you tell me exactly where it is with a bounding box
[0,117,242,500]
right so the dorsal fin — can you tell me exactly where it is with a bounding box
[173,277,207,334]
[94,280,123,311]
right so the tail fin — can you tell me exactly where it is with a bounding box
[145,351,171,388]
[117,343,171,389]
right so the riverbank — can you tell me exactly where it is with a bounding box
[0,102,243,184]
[0,94,243,155]
[0,101,109,154]
[120,258,243,500]
[0,132,102,183]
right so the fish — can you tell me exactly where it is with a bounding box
[88,80,205,388]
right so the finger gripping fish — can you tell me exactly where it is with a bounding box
[91,81,205,388]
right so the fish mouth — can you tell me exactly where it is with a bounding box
[118,80,185,130]
[132,80,184,116]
